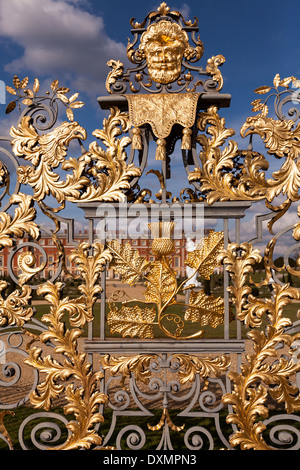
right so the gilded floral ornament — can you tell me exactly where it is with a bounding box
[107,226,226,339]
[25,281,108,450]
[23,242,111,450]
[0,193,39,249]
[0,280,33,327]
[219,243,262,324]
[223,282,300,450]
[101,352,230,388]
[1,2,300,452]
[187,76,300,232]
[7,78,140,209]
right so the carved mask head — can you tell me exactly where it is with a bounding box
[140,21,189,84]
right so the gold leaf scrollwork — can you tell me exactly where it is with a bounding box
[0,281,34,327]
[107,228,226,339]
[68,242,112,322]
[107,304,157,339]
[174,353,230,386]
[147,408,185,432]
[223,283,300,450]
[220,242,262,326]
[10,104,140,207]
[205,55,226,91]
[188,78,300,234]
[17,251,46,285]
[0,193,39,249]
[25,281,108,450]
[101,354,155,388]
[85,107,141,202]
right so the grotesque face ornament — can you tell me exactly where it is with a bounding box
[140,20,189,85]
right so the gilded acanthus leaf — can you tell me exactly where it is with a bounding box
[0,193,39,249]
[25,281,107,450]
[68,242,112,321]
[106,60,124,94]
[10,105,140,206]
[107,305,156,339]
[223,283,300,450]
[101,354,155,387]
[187,91,300,216]
[11,117,89,203]
[0,281,34,326]
[185,230,224,279]
[144,258,177,305]
[107,239,150,285]
[220,242,262,324]
[82,107,141,202]
[11,116,86,168]
[174,353,230,385]
[240,115,300,161]
[184,289,225,328]
[292,205,300,240]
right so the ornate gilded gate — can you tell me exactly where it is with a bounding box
[1,2,300,451]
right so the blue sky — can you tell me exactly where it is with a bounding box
[0,0,299,134]
[0,0,299,243]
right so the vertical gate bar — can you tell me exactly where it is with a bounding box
[235,218,242,341]
[223,218,229,340]
[99,218,107,340]
[88,218,94,340]
[161,159,167,204]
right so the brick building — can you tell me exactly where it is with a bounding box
[0,228,220,282]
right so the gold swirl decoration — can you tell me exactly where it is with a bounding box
[24,243,112,450]
[188,74,300,232]
[1,4,300,451]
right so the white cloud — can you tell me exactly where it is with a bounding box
[0,0,127,99]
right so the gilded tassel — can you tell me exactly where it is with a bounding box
[181,127,192,150]
[132,127,143,150]
[155,138,166,160]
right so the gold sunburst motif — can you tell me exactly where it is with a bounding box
[107,225,226,339]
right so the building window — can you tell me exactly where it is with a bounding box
[0,256,3,267]
[174,257,180,268]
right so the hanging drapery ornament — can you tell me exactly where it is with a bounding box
[155,138,167,161]
[126,92,200,160]
[181,127,193,150]
[131,126,143,150]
